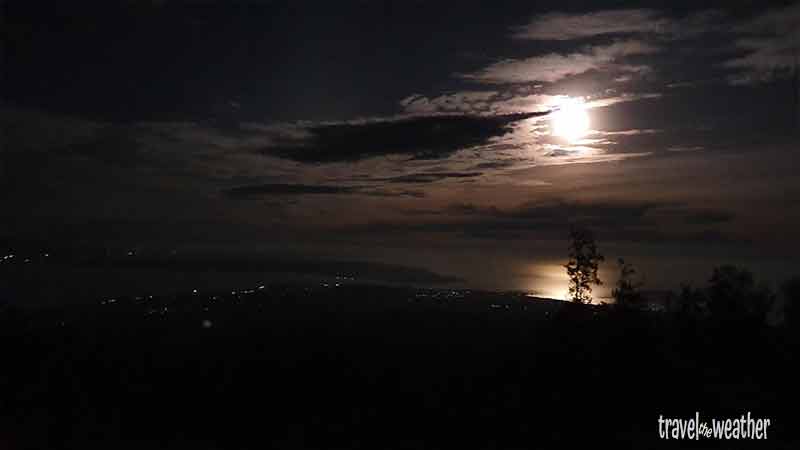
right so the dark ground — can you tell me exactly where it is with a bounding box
[1,281,797,449]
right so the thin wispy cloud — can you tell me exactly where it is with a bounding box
[511,9,668,40]
[349,199,740,245]
[723,4,800,84]
[460,53,606,84]
[512,8,726,41]
[400,92,561,115]
[594,129,662,136]
[399,91,500,114]
[585,92,662,108]
[458,40,659,84]
[667,146,705,152]
[222,183,356,198]
[374,172,483,184]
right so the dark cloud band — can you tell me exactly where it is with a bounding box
[262,112,548,163]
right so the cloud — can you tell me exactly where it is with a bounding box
[666,80,704,89]
[360,189,426,198]
[667,146,704,153]
[498,200,664,225]
[221,183,427,199]
[591,40,661,58]
[511,9,668,40]
[468,160,518,170]
[511,8,725,41]
[399,89,661,121]
[723,3,800,84]
[595,129,662,136]
[376,171,483,184]
[262,111,548,163]
[222,183,356,198]
[448,99,664,168]
[351,199,739,244]
[399,91,500,114]
[508,7,795,87]
[644,204,735,225]
[682,209,735,225]
[368,200,668,235]
[400,92,565,115]
[585,92,662,109]
[460,53,604,84]
[459,40,659,84]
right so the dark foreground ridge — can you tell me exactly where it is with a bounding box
[1,282,797,449]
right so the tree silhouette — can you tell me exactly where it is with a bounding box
[612,258,643,309]
[708,265,774,326]
[673,282,709,319]
[564,228,604,304]
[792,48,799,131]
[781,276,800,329]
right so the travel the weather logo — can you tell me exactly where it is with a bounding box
[658,412,771,440]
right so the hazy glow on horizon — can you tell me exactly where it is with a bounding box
[528,263,614,303]
[527,264,570,300]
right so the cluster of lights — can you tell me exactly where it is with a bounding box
[1,252,50,263]
[0,254,29,264]
[91,284,564,328]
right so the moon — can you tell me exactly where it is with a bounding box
[551,98,590,142]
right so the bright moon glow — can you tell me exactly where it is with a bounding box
[526,264,570,301]
[526,263,611,303]
[551,98,590,142]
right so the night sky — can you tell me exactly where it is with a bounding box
[3,1,799,299]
